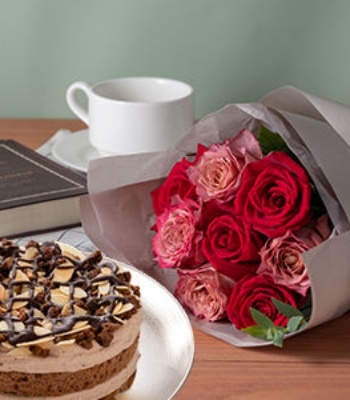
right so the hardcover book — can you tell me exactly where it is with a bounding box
[0,140,87,238]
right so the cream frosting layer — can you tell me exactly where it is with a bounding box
[0,309,142,374]
[0,350,140,400]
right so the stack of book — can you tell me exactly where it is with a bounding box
[0,140,87,238]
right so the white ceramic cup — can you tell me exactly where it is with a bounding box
[66,77,194,154]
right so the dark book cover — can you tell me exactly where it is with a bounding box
[0,140,87,210]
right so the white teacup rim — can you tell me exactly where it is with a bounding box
[90,76,193,104]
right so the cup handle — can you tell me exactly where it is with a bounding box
[65,81,92,125]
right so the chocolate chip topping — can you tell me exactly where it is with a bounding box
[0,239,140,352]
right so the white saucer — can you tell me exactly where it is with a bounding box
[52,129,101,172]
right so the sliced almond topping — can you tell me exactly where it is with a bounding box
[112,302,123,315]
[17,336,53,347]
[55,321,90,338]
[17,260,33,267]
[98,282,110,297]
[114,289,123,297]
[50,289,69,306]
[34,326,52,337]
[13,321,25,332]
[40,320,53,331]
[61,303,71,317]
[24,247,39,260]
[112,315,126,324]
[33,308,45,320]
[73,305,87,316]
[116,284,129,290]
[115,303,134,315]
[73,321,89,330]
[58,286,70,296]
[114,286,131,296]
[56,338,76,347]
[101,267,113,276]
[92,277,107,286]
[73,287,87,300]
[103,305,110,313]
[13,270,30,283]
[60,259,74,267]
[12,300,28,310]
[53,267,75,283]
[15,290,30,298]
[0,320,8,331]
[0,284,7,301]
[69,324,91,335]
[57,242,85,261]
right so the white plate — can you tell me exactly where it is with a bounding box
[118,263,194,400]
[52,129,101,172]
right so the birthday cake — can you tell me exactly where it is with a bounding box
[0,239,142,399]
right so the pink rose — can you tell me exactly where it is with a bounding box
[226,274,302,329]
[257,215,331,296]
[174,264,234,321]
[201,206,263,281]
[152,200,204,269]
[187,129,262,203]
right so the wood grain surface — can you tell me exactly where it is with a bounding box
[1,119,350,400]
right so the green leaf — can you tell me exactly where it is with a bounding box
[258,125,293,156]
[250,307,275,329]
[299,294,313,320]
[272,329,285,348]
[287,315,305,333]
[266,327,274,341]
[272,298,304,318]
[242,325,268,340]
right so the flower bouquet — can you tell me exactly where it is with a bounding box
[81,86,350,347]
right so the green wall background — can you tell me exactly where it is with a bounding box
[0,0,349,119]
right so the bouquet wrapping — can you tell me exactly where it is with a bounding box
[81,86,350,347]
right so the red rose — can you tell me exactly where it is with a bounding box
[226,274,302,329]
[201,208,263,281]
[151,157,198,216]
[235,151,312,238]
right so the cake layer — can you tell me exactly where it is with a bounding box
[0,337,139,397]
[0,240,142,399]
[0,351,139,400]
[0,310,142,374]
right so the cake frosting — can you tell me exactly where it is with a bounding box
[0,239,142,399]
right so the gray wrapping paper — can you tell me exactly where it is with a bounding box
[81,86,350,346]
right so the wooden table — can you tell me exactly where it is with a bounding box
[1,119,350,400]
